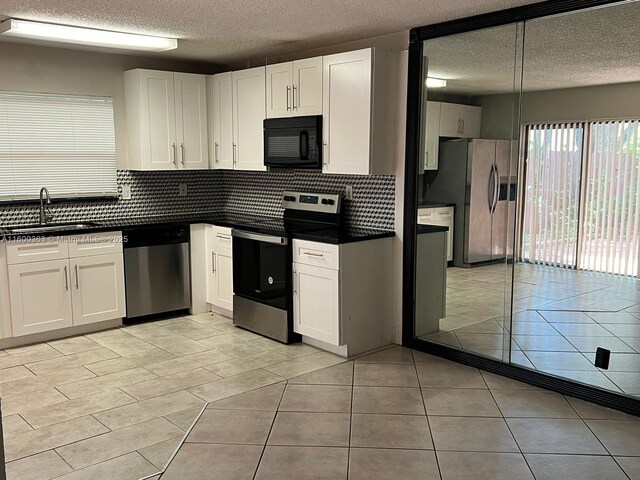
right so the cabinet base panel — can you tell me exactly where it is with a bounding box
[208,303,232,319]
[0,318,122,350]
[302,336,348,357]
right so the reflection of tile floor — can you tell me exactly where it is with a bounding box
[1,313,343,480]
[160,346,640,480]
[423,263,640,397]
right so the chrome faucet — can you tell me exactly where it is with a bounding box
[39,187,53,225]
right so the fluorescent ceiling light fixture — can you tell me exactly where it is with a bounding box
[0,19,177,52]
[426,77,447,88]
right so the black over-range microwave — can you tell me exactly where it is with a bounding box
[263,115,322,169]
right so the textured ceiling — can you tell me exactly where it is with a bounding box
[425,0,640,95]
[0,0,538,63]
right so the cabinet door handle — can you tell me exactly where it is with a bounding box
[292,85,297,111]
[212,252,216,274]
[233,143,237,165]
[292,269,297,295]
[461,119,465,133]
[216,234,231,240]
[180,143,185,166]
[214,143,219,164]
[322,142,328,166]
[303,252,324,258]
[64,265,69,291]
[457,119,461,134]
[172,143,177,166]
[286,86,291,111]
[74,265,79,289]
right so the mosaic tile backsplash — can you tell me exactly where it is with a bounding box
[0,170,396,231]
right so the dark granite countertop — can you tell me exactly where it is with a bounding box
[417,224,449,234]
[0,211,395,245]
[292,227,395,245]
[418,202,456,209]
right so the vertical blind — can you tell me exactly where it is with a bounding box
[0,91,117,201]
[521,123,584,268]
[521,119,640,276]
[579,120,640,276]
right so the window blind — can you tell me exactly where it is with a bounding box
[521,123,584,268]
[0,91,117,201]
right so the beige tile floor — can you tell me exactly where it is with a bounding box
[159,346,640,480]
[0,313,344,480]
[423,262,640,397]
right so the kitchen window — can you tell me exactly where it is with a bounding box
[0,91,117,201]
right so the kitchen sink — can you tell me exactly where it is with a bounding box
[5,222,100,234]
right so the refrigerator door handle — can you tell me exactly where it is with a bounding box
[488,164,496,211]
[493,165,500,212]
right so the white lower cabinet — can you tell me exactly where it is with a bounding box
[8,259,73,336]
[5,231,126,338]
[205,226,234,312]
[418,207,454,262]
[70,253,126,326]
[293,262,340,346]
[291,238,393,357]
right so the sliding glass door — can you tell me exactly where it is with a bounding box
[520,119,640,276]
[580,120,640,276]
[521,123,584,268]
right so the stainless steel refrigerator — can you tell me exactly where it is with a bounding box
[424,138,515,267]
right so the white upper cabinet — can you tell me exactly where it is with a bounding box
[322,48,397,175]
[438,102,462,137]
[209,73,235,170]
[125,69,208,170]
[293,57,323,116]
[266,57,323,119]
[438,102,482,138]
[266,62,293,118]
[460,105,482,138]
[209,67,266,171]
[174,73,209,169]
[423,101,441,171]
[232,67,267,171]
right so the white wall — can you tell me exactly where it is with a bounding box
[0,42,218,170]
[477,81,640,139]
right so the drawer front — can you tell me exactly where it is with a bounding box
[68,231,123,258]
[6,238,69,264]
[212,226,233,250]
[293,239,339,270]
[435,206,454,218]
[417,208,435,224]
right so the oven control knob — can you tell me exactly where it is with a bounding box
[284,195,296,202]
[321,199,335,205]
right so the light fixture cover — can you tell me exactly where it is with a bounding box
[426,77,447,88]
[0,19,177,52]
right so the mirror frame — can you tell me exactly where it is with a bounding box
[401,0,640,416]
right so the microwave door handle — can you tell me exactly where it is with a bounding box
[299,130,309,160]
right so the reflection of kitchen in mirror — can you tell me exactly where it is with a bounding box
[416,1,640,398]
[415,22,523,363]
[511,3,640,396]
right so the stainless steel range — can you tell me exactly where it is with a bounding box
[231,191,342,343]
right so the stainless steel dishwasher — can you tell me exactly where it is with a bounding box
[123,225,191,322]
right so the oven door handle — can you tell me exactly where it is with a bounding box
[232,229,288,245]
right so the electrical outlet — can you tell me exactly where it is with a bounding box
[122,185,131,200]
[345,185,353,200]
[179,183,188,196]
